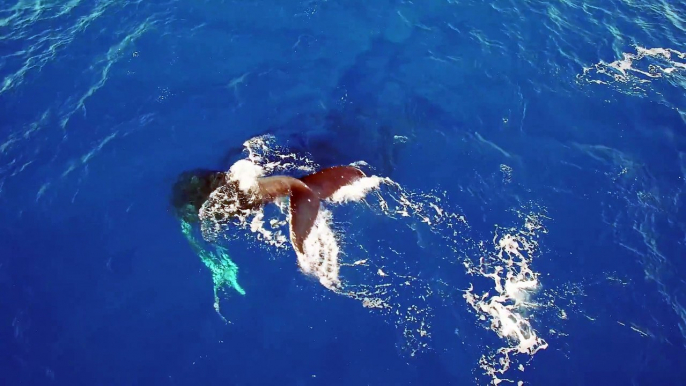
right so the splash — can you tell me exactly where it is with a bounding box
[329,175,388,204]
[295,208,342,290]
[463,209,549,385]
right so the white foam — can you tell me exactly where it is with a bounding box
[329,176,388,203]
[228,159,262,192]
[579,45,686,100]
[295,208,341,290]
[463,211,549,384]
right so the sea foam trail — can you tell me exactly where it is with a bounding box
[463,211,550,385]
[579,45,686,105]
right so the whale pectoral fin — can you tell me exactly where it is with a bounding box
[289,185,320,254]
[299,165,366,199]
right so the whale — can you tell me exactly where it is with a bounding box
[171,164,367,254]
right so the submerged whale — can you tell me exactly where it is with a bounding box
[171,164,367,254]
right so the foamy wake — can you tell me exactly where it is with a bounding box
[463,210,549,385]
[579,46,686,98]
[328,175,389,203]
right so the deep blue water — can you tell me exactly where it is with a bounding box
[2,0,686,385]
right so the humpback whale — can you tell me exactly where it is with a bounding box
[171,164,367,255]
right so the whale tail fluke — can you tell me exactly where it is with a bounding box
[290,165,366,253]
[299,165,366,200]
[240,165,367,254]
[288,183,320,254]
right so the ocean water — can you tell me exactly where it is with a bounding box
[2,0,686,385]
